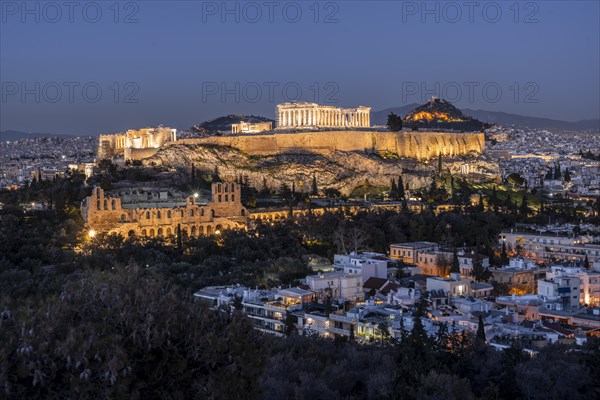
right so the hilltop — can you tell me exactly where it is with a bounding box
[190,114,274,134]
[402,98,490,132]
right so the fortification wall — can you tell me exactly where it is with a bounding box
[169,130,484,160]
[125,147,161,161]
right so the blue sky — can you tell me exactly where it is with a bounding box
[1,0,599,135]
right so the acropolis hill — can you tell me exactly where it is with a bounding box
[170,101,484,159]
[99,101,490,195]
[173,129,484,159]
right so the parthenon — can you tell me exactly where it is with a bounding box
[276,102,371,129]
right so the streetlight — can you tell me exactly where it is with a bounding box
[88,230,96,238]
[193,193,199,198]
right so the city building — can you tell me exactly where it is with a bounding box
[81,182,247,238]
[500,231,600,264]
[389,242,439,265]
[540,265,600,307]
[333,252,393,280]
[304,271,364,301]
[491,258,547,295]
[97,126,177,161]
[231,121,272,134]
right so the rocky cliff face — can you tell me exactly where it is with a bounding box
[144,144,497,196]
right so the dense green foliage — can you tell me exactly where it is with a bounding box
[2,176,600,398]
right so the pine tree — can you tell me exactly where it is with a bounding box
[471,251,491,282]
[212,165,220,182]
[583,254,590,270]
[398,175,406,200]
[177,223,182,250]
[437,154,443,176]
[477,193,484,212]
[390,178,398,200]
[554,162,562,180]
[451,248,460,273]
[563,168,571,182]
[284,312,297,336]
[279,182,291,200]
[501,242,509,266]
[477,314,486,342]
[519,194,529,216]
[311,174,318,196]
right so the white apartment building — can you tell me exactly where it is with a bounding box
[500,231,600,264]
[305,271,364,301]
[333,252,391,280]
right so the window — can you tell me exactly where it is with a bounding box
[157,211,161,219]
[218,195,222,202]
[231,194,235,202]
[225,194,228,202]
[111,200,116,210]
[189,210,194,217]
[146,211,151,219]
[167,210,171,218]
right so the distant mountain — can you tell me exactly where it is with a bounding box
[0,130,76,141]
[370,104,420,125]
[460,109,599,131]
[192,114,274,133]
[371,105,599,131]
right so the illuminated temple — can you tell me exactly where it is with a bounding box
[276,102,371,129]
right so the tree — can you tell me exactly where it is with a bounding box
[519,194,529,217]
[471,253,492,282]
[438,154,443,176]
[507,173,524,189]
[563,168,571,182]
[212,165,220,182]
[177,223,183,250]
[477,314,486,342]
[284,311,297,336]
[279,182,291,200]
[500,242,509,266]
[390,178,398,200]
[583,254,590,270]
[477,193,484,212]
[386,112,403,131]
[554,162,562,180]
[451,248,460,273]
[397,175,406,200]
[311,174,318,196]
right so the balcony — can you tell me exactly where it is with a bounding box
[328,327,351,336]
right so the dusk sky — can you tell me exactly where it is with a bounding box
[1,0,599,135]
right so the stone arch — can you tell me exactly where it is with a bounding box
[198,225,204,235]
[191,226,197,237]
[149,228,155,237]
[158,228,164,237]
[141,229,147,236]
[216,224,223,232]
[206,226,213,235]
[128,230,135,237]
[166,227,172,236]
